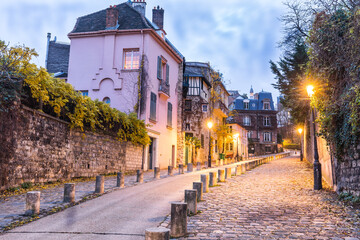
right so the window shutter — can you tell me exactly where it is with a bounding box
[150,92,157,120]
[167,102,172,127]
[166,64,170,84]
[157,56,162,79]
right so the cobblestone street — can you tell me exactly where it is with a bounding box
[182,157,360,239]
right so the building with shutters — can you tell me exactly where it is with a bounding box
[66,1,184,170]
[228,87,278,155]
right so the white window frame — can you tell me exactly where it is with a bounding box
[264,116,270,126]
[243,116,251,126]
[264,132,271,142]
[123,49,140,70]
[264,102,270,110]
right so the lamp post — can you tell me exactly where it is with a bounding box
[297,128,303,162]
[234,133,239,161]
[307,85,322,190]
[207,121,213,168]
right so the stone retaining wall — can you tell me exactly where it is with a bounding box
[0,105,143,190]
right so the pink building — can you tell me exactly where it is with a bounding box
[67,1,183,170]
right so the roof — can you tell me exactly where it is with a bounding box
[46,41,70,74]
[234,91,275,111]
[184,62,212,87]
[70,3,153,34]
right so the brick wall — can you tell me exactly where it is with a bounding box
[0,105,143,190]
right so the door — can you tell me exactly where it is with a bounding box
[148,137,154,169]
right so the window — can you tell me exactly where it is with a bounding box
[167,102,172,127]
[264,132,271,142]
[188,77,200,95]
[185,100,192,111]
[244,102,249,110]
[202,104,208,112]
[123,49,140,70]
[264,102,270,110]
[185,123,190,131]
[247,131,252,139]
[229,126,233,133]
[201,134,204,148]
[265,146,271,153]
[103,97,110,104]
[157,56,169,84]
[264,116,270,126]
[150,92,157,121]
[80,91,88,97]
[215,140,218,153]
[243,116,251,126]
[230,143,233,151]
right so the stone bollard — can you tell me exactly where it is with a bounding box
[154,167,160,179]
[179,164,184,174]
[196,162,201,171]
[25,191,41,216]
[184,190,197,215]
[145,227,170,240]
[204,161,208,169]
[209,172,217,187]
[168,166,174,176]
[225,167,231,179]
[235,165,241,176]
[137,170,144,183]
[170,202,187,237]
[241,164,246,174]
[193,182,203,202]
[95,175,105,194]
[218,169,225,182]
[117,172,125,188]
[64,183,75,203]
[187,163,193,172]
[201,174,209,193]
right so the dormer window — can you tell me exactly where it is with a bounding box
[263,102,270,110]
[244,102,249,110]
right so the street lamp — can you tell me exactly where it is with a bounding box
[297,128,303,162]
[207,121,213,168]
[234,133,239,161]
[307,85,322,190]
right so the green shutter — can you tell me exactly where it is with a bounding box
[157,56,162,79]
[166,64,170,84]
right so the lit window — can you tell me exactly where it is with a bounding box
[124,49,140,70]
[103,97,110,104]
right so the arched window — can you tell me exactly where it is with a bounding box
[103,97,111,104]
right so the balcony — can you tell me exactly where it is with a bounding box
[214,100,229,117]
[248,138,260,143]
[159,80,170,100]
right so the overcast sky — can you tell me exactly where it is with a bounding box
[0,0,286,102]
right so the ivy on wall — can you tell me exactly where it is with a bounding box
[0,41,150,146]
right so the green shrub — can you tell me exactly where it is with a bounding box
[21,182,33,189]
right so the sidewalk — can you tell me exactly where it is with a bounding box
[175,156,360,239]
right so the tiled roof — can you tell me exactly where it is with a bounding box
[234,91,275,111]
[70,2,153,34]
[46,41,70,74]
[184,62,212,87]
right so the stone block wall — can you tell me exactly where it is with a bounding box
[336,147,360,196]
[0,106,143,190]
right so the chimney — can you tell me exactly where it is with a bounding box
[152,6,164,29]
[132,0,146,16]
[106,5,119,29]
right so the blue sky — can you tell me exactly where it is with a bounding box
[0,0,286,102]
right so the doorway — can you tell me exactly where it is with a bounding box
[148,137,154,169]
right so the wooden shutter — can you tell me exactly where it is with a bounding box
[157,56,162,79]
[150,92,157,120]
[166,64,169,84]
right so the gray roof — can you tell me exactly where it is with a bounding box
[70,3,153,34]
[46,41,70,74]
[184,62,211,87]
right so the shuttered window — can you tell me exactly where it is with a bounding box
[157,56,162,80]
[167,102,172,127]
[166,64,169,85]
[150,92,157,121]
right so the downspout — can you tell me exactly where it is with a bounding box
[140,29,145,170]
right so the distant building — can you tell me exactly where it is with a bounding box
[229,88,278,155]
[45,33,70,80]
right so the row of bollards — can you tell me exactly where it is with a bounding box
[145,153,291,239]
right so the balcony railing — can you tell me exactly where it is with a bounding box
[159,80,170,98]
